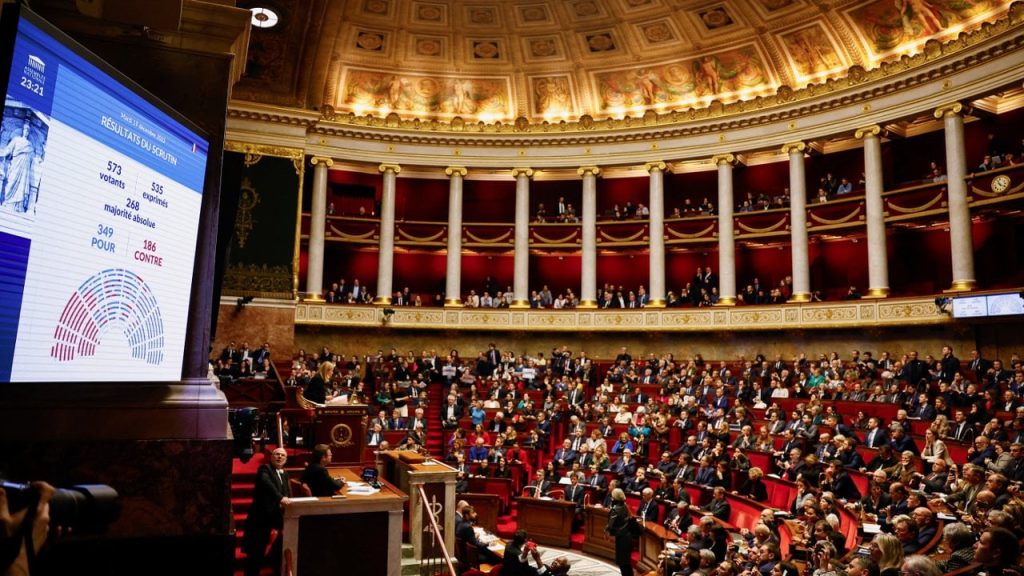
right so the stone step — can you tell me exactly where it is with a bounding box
[402,543,415,559]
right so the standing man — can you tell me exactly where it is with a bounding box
[606,488,637,576]
[243,448,292,576]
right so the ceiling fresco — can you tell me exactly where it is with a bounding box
[233,0,1014,122]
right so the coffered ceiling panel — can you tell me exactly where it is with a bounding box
[234,0,1014,120]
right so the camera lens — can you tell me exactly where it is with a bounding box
[1,481,120,534]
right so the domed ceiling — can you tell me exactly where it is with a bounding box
[233,0,1014,123]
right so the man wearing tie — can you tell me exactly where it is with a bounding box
[529,469,550,497]
[564,473,585,521]
[864,417,889,448]
[367,422,384,447]
[953,410,975,443]
[243,448,292,576]
[637,488,659,523]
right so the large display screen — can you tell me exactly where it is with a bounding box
[0,7,208,382]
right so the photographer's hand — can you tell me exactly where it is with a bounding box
[1,482,55,576]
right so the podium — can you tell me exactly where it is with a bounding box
[581,506,616,560]
[380,451,457,562]
[281,468,406,576]
[314,404,367,464]
[637,522,678,574]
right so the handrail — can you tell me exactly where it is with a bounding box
[418,485,458,576]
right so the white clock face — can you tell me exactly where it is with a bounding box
[992,174,1011,193]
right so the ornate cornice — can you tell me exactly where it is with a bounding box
[294,297,951,332]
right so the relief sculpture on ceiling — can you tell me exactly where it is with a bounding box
[846,0,1004,57]
[593,45,770,111]
[339,68,512,118]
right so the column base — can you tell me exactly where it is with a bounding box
[863,287,890,299]
[373,296,392,305]
[577,300,598,309]
[715,297,737,306]
[646,299,666,308]
[304,293,324,302]
[945,280,977,292]
[788,293,811,303]
[444,299,464,307]
[510,300,531,309]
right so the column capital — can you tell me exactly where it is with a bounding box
[310,156,334,167]
[511,167,534,178]
[577,166,601,177]
[445,166,467,177]
[711,153,736,166]
[854,125,882,140]
[933,102,964,119]
[781,142,806,155]
[644,161,667,173]
[378,163,402,174]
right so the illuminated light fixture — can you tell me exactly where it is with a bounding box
[250,7,279,29]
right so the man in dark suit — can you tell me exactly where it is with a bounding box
[527,469,550,497]
[300,444,345,497]
[636,488,659,522]
[968,350,992,382]
[939,346,960,384]
[242,448,292,576]
[952,410,975,442]
[692,486,731,521]
[912,394,937,420]
[864,417,889,448]
[663,500,693,535]
[564,474,585,517]
[552,439,577,470]
[824,460,861,501]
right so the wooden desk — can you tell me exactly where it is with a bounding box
[581,506,616,561]
[638,522,679,574]
[516,496,576,548]
[461,492,501,533]
[281,468,407,576]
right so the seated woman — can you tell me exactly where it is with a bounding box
[610,432,634,455]
[735,466,769,502]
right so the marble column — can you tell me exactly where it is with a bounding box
[856,125,889,298]
[444,166,467,307]
[375,163,400,304]
[645,161,667,308]
[782,142,811,302]
[305,156,333,300]
[935,103,977,291]
[713,154,737,305]
[511,168,533,308]
[578,166,600,308]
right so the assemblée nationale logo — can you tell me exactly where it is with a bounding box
[24,54,46,87]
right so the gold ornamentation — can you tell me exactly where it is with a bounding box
[809,205,862,225]
[445,166,468,177]
[511,167,534,178]
[781,141,806,154]
[736,217,788,234]
[644,161,667,172]
[598,228,646,243]
[379,163,402,174]
[531,230,580,244]
[222,263,293,297]
[330,423,354,447]
[666,224,715,239]
[225,142,304,173]
[311,156,335,168]
[886,193,943,214]
[990,174,1011,193]
[328,224,377,241]
[933,102,964,119]
[854,125,881,139]
[397,226,447,243]
[234,177,260,248]
[464,229,512,244]
[711,153,736,166]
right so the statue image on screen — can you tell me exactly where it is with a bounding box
[0,104,47,220]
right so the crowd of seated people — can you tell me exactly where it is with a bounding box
[277,337,1024,575]
[212,340,272,383]
[323,278,374,304]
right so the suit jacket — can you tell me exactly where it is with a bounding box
[242,463,292,553]
[914,404,937,420]
[830,472,861,501]
[564,483,585,507]
[636,498,659,522]
[864,427,889,448]
[952,421,975,443]
[300,462,345,497]
[663,508,692,535]
[701,498,731,521]
[528,479,551,497]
